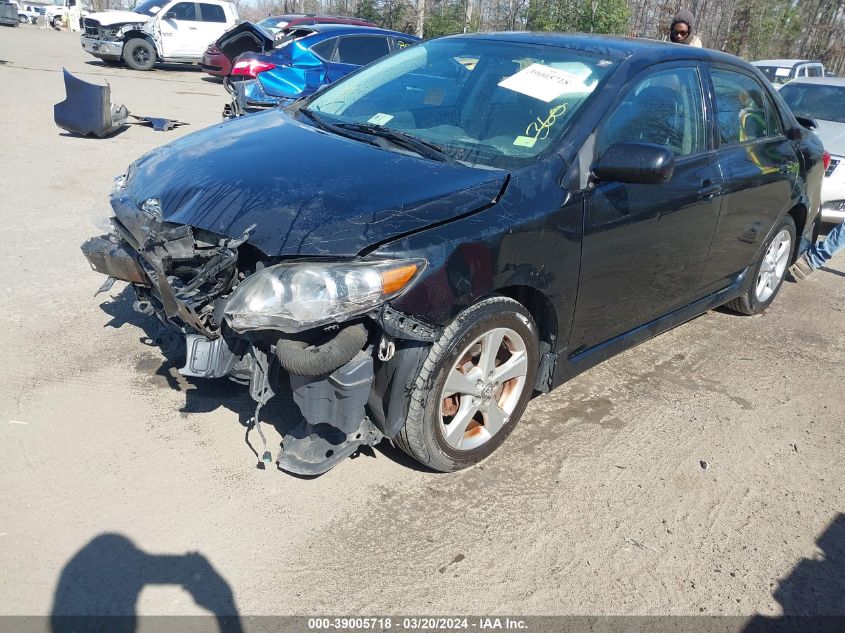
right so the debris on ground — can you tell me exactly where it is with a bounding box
[130,115,188,132]
[53,69,128,138]
[54,70,187,137]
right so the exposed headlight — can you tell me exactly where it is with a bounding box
[224,259,426,332]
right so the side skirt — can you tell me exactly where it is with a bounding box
[551,269,749,387]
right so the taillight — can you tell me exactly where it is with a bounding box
[231,59,276,78]
[823,150,831,171]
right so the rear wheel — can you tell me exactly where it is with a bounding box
[394,296,539,472]
[123,38,156,71]
[725,215,795,315]
[18,14,27,23]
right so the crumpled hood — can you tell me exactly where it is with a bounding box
[85,10,148,26]
[814,119,845,157]
[123,109,507,257]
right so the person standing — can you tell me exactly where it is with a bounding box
[790,221,845,280]
[669,9,703,47]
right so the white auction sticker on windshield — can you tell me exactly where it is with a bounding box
[368,113,394,125]
[775,68,790,77]
[499,63,582,102]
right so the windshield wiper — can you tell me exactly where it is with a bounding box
[298,108,381,147]
[334,122,453,162]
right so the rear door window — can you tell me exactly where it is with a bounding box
[334,36,391,65]
[711,69,778,145]
[198,3,225,22]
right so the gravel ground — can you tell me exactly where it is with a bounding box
[0,24,843,624]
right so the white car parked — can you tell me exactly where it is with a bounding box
[81,0,238,70]
[752,59,826,89]
[779,77,845,224]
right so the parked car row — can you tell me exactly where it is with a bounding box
[202,13,378,77]
[77,1,418,117]
[223,23,419,116]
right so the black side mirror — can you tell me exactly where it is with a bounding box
[794,115,818,130]
[592,141,675,185]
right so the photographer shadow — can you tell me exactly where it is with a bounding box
[744,513,845,632]
[51,533,243,633]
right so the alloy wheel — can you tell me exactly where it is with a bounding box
[439,327,529,451]
[755,228,791,303]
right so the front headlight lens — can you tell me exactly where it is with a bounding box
[224,259,426,332]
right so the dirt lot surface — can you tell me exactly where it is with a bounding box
[1,25,844,623]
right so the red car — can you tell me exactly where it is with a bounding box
[202,14,377,77]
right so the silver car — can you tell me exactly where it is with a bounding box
[778,77,845,224]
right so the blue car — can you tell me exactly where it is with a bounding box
[226,24,419,117]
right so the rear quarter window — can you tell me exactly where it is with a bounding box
[310,38,337,61]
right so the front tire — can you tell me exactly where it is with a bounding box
[725,215,795,315]
[394,296,539,472]
[123,38,156,71]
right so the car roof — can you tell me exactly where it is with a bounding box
[272,14,374,23]
[781,76,845,87]
[446,32,752,67]
[295,23,418,37]
[752,59,819,67]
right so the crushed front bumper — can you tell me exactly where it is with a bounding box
[80,191,431,476]
[81,36,124,60]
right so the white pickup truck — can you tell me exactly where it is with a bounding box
[80,0,238,70]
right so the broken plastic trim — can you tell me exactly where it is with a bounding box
[130,115,188,132]
[54,69,129,138]
[103,192,251,338]
[375,305,441,342]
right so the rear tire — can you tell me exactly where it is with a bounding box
[123,38,156,71]
[394,296,539,472]
[725,215,795,315]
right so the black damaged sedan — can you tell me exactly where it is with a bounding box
[82,33,824,475]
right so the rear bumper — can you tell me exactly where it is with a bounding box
[820,205,845,224]
[821,159,844,224]
[81,36,123,59]
[201,51,230,76]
